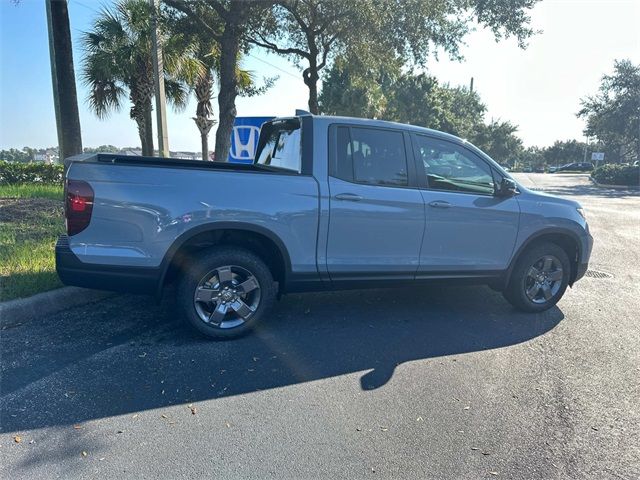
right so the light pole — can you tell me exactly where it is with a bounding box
[583,136,589,163]
[149,0,169,157]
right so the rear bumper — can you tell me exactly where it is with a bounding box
[56,236,160,294]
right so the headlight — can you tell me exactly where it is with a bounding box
[577,207,586,220]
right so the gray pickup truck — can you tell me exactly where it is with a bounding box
[57,113,593,338]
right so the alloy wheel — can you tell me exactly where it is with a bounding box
[193,265,261,329]
[524,255,564,304]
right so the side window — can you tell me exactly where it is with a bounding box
[331,126,409,187]
[350,128,408,186]
[412,135,495,195]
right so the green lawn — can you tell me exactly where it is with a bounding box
[0,183,64,200]
[0,183,65,301]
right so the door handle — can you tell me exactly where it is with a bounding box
[334,193,363,201]
[428,200,451,208]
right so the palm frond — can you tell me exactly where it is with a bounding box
[164,78,190,112]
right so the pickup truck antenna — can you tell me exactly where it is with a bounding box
[295,109,311,116]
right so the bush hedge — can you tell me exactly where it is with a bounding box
[591,164,640,186]
[0,161,64,185]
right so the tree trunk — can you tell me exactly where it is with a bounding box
[46,0,83,162]
[201,133,209,161]
[303,64,320,114]
[136,117,147,156]
[213,5,244,162]
[143,104,154,156]
[195,70,214,161]
[135,102,154,157]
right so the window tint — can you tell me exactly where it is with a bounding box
[413,135,495,195]
[334,126,352,181]
[349,128,408,186]
[255,121,301,172]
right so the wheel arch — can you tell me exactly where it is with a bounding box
[156,222,292,298]
[503,228,582,289]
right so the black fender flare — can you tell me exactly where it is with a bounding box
[501,227,583,289]
[155,222,293,297]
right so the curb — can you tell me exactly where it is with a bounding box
[0,287,115,328]
[589,178,640,190]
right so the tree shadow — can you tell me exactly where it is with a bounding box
[0,285,563,433]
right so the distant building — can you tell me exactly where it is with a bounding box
[33,149,59,164]
[171,151,201,160]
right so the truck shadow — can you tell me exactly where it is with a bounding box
[0,285,563,433]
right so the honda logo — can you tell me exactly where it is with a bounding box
[229,125,260,160]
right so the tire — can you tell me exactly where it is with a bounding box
[177,246,276,339]
[503,242,570,312]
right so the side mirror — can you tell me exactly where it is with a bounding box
[496,178,518,197]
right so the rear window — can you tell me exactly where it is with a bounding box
[254,119,301,172]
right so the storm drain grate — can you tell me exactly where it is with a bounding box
[585,269,613,279]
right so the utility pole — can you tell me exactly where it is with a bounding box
[46,0,83,163]
[469,77,474,93]
[149,0,169,157]
[583,136,589,163]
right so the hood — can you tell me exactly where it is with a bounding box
[518,186,582,209]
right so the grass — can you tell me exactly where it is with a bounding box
[0,183,65,301]
[0,183,63,200]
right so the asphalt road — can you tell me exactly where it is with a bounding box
[1,173,639,479]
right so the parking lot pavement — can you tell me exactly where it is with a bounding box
[1,174,638,479]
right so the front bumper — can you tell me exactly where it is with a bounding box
[574,231,594,283]
[56,235,160,294]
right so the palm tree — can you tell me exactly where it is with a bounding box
[82,0,197,156]
[192,44,217,161]
[190,46,254,161]
[169,15,257,161]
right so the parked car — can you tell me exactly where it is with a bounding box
[57,113,593,338]
[554,162,594,172]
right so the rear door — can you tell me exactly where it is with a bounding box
[326,125,425,280]
[411,133,520,274]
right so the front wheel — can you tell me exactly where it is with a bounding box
[177,247,276,339]
[503,242,570,312]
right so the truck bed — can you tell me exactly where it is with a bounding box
[66,153,300,175]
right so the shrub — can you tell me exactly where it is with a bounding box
[591,164,639,186]
[0,161,64,185]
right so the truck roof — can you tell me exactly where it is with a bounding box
[297,113,469,145]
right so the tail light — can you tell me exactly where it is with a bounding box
[65,179,94,236]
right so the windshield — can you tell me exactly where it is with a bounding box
[254,119,301,172]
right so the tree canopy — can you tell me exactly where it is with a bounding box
[81,0,198,155]
[320,59,523,165]
[250,0,540,113]
[578,59,640,163]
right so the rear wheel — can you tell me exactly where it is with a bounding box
[177,247,276,339]
[503,242,570,312]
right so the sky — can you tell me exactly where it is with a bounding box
[0,0,639,151]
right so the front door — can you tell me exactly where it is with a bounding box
[411,134,520,273]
